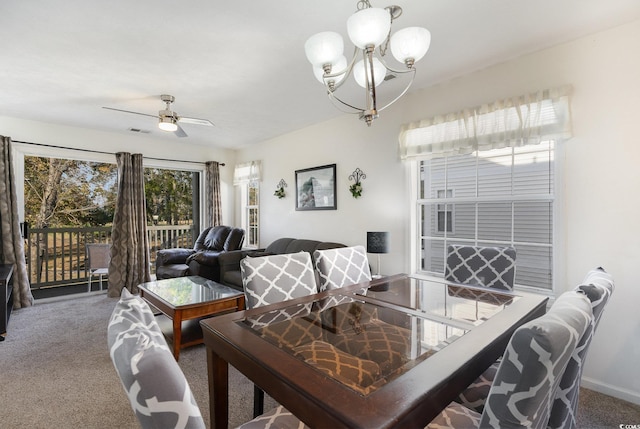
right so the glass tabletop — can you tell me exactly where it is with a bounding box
[358,276,519,325]
[138,276,242,307]
[237,277,522,395]
[240,292,480,395]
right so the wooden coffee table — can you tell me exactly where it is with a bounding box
[138,276,244,360]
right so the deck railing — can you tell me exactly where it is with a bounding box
[25,224,196,290]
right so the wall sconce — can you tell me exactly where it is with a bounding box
[349,168,366,198]
[274,179,287,199]
[367,231,389,278]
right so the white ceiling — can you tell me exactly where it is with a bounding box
[2,0,640,150]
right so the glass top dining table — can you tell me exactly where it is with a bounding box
[200,274,548,429]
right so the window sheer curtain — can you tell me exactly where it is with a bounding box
[0,136,33,308]
[233,160,262,186]
[398,87,572,160]
[205,161,223,228]
[107,152,151,297]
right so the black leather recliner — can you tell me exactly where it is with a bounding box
[155,225,245,283]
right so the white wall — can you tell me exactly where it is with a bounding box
[237,19,640,404]
[0,116,237,225]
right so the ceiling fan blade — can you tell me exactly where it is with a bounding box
[102,106,159,119]
[174,124,188,138]
[178,116,214,127]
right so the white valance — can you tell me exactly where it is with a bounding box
[233,160,262,185]
[398,86,572,160]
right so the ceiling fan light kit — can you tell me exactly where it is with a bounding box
[304,0,431,126]
[158,116,178,132]
[102,94,214,138]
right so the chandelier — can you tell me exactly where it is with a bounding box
[304,0,431,126]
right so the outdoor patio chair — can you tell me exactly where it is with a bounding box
[86,243,110,292]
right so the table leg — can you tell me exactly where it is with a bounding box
[207,347,229,429]
[172,312,182,361]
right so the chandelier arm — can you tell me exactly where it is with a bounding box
[326,91,370,114]
[322,46,360,93]
[371,49,415,75]
[376,67,417,112]
[365,48,378,113]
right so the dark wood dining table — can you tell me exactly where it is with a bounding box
[200,274,548,429]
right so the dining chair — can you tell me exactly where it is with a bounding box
[86,243,110,292]
[444,245,516,291]
[426,289,593,429]
[548,267,614,429]
[240,251,318,417]
[314,245,371,292]
[456,267,615,425]
[108,288,206,429]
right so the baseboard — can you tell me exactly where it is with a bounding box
[581,376,640,405]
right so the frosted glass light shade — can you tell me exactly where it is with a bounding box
[313,55,348,84]
[347,8,391,49]
[304,32,344,66]
[158,117,177,132]
[390,27,431,64]
[354,57,386,88]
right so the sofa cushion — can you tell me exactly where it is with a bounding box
[156,263,190,280]
[156,248,195,266]
[284,239,322,255]
[203,225,231,251]
[265,237,296,254]
[223,227,245,251]
[108,289,205,429]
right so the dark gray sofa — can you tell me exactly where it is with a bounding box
[155,225,245,283]
[218,237,345,291]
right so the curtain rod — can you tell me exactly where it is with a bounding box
[11,140,226,166]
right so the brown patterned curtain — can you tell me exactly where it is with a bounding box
[107,152,151,297]
[205,161,222,227]
[0,136,33,308]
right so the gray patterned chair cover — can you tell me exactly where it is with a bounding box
[236,405,309,429]
[427,290,593,429]
[444,245,516,291]
[548,267,614,429]
[107,289,205,429]
[240,251,318,419]
[456,267,615,423]
[314,245,372,292]
[241,251,318,309]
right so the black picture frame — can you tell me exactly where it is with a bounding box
[295,164,337,211]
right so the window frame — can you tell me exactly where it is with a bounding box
[240,180,260,249]
[410,142,564,295]
[12,143,207,229]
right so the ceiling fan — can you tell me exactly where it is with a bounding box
[102,94,214,137]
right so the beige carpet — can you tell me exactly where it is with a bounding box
[1,293,638,429]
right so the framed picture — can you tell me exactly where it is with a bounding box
[295,164,337,211]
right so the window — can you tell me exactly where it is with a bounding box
[417,142,555,290]
[246,182,259,248]
[436,189,453,233]
[234,161,262,249]
[17,146,205,291]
